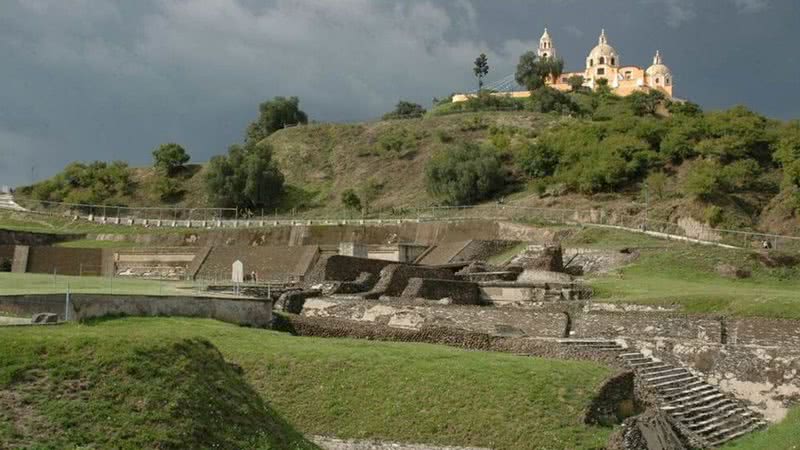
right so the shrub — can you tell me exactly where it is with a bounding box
[682,159,724,200]
[382,101,426,120]
[27,161,132,205]
[518,142,560,178]
[704,205,724,227]
[205,140,285,210]
[245,96,308,142]
[341,189,362,212]
[153,175,183,203]
[376,128,417,158]
[527,87,579,115]
[152,143,190,176]
[644,171,668,200]
[426,143,504,205]
[721,159,761,191]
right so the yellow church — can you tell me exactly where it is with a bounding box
[453,28,673,102]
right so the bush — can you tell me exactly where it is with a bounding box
[152,143,190,176]
[645,171,668,200]
[153,175,183,203]
[518,142,560,178]
[376,128,418,158]
[341,189,362,212]
[245,96,308,142]
[721,159,761,191]
[27,161,132,205]
[682,159,724,200]
[205,140,285,210]
[382,101,426,120]
[426,143,504,205]
[527,87,578,115]
[705,205,724,227]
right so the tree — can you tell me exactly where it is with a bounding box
[682,159,724,200]
[382,101,426,120]
[473,53,489,91]
[567,75,585,92]
[245,96,308,143]
[205,140,285,210]
[594,78,612,96]
[628,90,666,116]
[514,52,564,92]
[152,143,190,176]
[341,189,362,212]
[426,143,504,205]
[518,142,560,178]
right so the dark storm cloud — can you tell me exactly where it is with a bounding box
[0,0,797,186]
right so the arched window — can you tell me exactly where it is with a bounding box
[655,77,660,84]
[665,76,671,86]
[589,59,594,67]
[611,57,616,65]
[599,57,605,65]
[597,68,605,75]
[543,53,548,58]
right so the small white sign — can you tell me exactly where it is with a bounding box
[231,260,244,283]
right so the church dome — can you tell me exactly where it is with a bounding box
[646,50,671,77]
[587,29,619,67]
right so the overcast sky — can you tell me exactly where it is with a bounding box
[1,0,798,186]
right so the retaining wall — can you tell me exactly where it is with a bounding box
[0,294,271,327]
[25,247,111,276]
[0,229,82,246]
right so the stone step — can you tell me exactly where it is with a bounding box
[664,386,719,404]
[661,393,725,412]
[704,417,763,441]
[707,421,767,447]
[626,357,654,365]
[662,383,717,400]
[679,402,740,424]
[687,408,744,430]
[671,398,736,418]
[637,364,673,374]
[644,369,690,383]
[557,339,619,346]
[619,352,643,359]
[660,380,705,394]
[693,412,753,435]
[650,375,699,389]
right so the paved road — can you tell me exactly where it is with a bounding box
[0,192,26,211]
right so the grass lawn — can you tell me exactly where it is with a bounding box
[589,243,800,319]
[722,407,800,450]
[0,317,616,450]
[0,272,196,296]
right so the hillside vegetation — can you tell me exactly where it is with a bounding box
[16,90,800,234]
[0,317,616,450]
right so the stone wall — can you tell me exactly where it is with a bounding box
[401,278,480,305]
[307,255,396,283]
[0,294,271,327]
[297,297,569,337]
[574,311,722,342]
[363,264,456,298]
[0,229,82,246]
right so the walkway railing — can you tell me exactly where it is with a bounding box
[8,198,800,251]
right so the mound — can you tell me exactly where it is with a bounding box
[0,336,317,450]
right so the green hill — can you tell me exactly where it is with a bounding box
[15,91,800,235]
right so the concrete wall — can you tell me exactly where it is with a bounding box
[0,294,271,327]
[196,245,319,282]
[26,247,107,276]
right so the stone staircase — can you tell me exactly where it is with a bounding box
[557,338,627,351]
[0,192,26,211]
[619,351,766,448]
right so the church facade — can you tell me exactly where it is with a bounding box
[453,28,673,102]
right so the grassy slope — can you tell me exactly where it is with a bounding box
[579,228,800,319]
[722,407,800,450]
[265,112,559,215]
[0,333,316,450]
[0,317,615,450]
[0,272,194,296]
